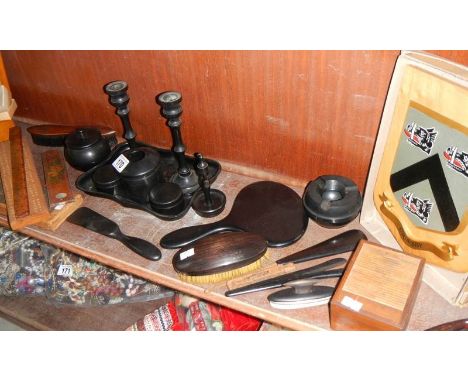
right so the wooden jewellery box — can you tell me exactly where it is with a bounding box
[360,51,468,306]
[330,240,425,331]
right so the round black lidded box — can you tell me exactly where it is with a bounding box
[149,182,185,215]
[303,175,362,228]
[92,164,120,194]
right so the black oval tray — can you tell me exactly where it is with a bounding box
[75,141,221,221]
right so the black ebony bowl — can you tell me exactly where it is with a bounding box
[303,175,362,228]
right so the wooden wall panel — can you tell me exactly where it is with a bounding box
[3,50,462,190]
[426,50,468,66]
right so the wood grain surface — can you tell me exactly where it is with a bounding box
[0,127,50,229]
[4,50,466,189]
[173,232,267,276]
[8,126,29,217]
[1,50,401,190]
[331,241,425,330]
[0,295,170,331]
[0,53,15,141]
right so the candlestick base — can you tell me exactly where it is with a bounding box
[192,189,226,218]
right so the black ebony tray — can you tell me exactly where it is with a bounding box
[75,141,221,221]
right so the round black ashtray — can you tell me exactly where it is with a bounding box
[303,175,362,228]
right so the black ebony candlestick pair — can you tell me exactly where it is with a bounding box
[104,82,196,190]
[104,81,225,217]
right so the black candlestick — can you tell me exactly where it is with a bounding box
[156,91,199,194]
[104,80,137,148]
[191,153,226,217]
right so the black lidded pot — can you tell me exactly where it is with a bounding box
[120,147,161,204]
[149,182,185,216]
[92,164,120,194]
[64,128,111,171]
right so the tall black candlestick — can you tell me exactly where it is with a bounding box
[157,91,198,194]
[104,80,137,148]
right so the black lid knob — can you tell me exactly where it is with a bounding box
[65,128,102,149]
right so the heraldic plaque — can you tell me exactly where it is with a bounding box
[373,64,468,272]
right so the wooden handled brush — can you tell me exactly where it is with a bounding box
[27,124,117,147]
[172,232,269,284]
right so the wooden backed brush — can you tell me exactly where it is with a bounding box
[27,124,118,147]
[172,232,270,284]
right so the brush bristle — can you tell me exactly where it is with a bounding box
[177,251,270,284]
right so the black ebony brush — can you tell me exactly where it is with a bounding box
[172,232,269,284]
[277,229,367,265]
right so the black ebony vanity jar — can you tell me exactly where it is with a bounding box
[120,147,161,203]
[92,164,120,194]
[149,182,185,216]
[303,175,362,228]
[64,128,111,171]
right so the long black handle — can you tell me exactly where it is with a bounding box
[67,207,161,261]
[276,229,367,265]
[225,257,346,297]
[119,235,162,261]
[160,221,242,249]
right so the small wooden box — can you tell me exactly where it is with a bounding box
[330,240,424,331]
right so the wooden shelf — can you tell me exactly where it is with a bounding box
[1,125,468,331]
[0,295,170,331]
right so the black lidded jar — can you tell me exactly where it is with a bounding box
[120,147,161,204]
[92,164,120,195]
[149,182,185,216]
[64,128,111,171]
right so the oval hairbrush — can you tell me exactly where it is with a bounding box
[172,232,269,284]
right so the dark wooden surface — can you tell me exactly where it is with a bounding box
[2,50,400,190]
[4,51,467,190]
[0,295,170,331]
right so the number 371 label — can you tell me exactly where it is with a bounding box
[57,265,73,277]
